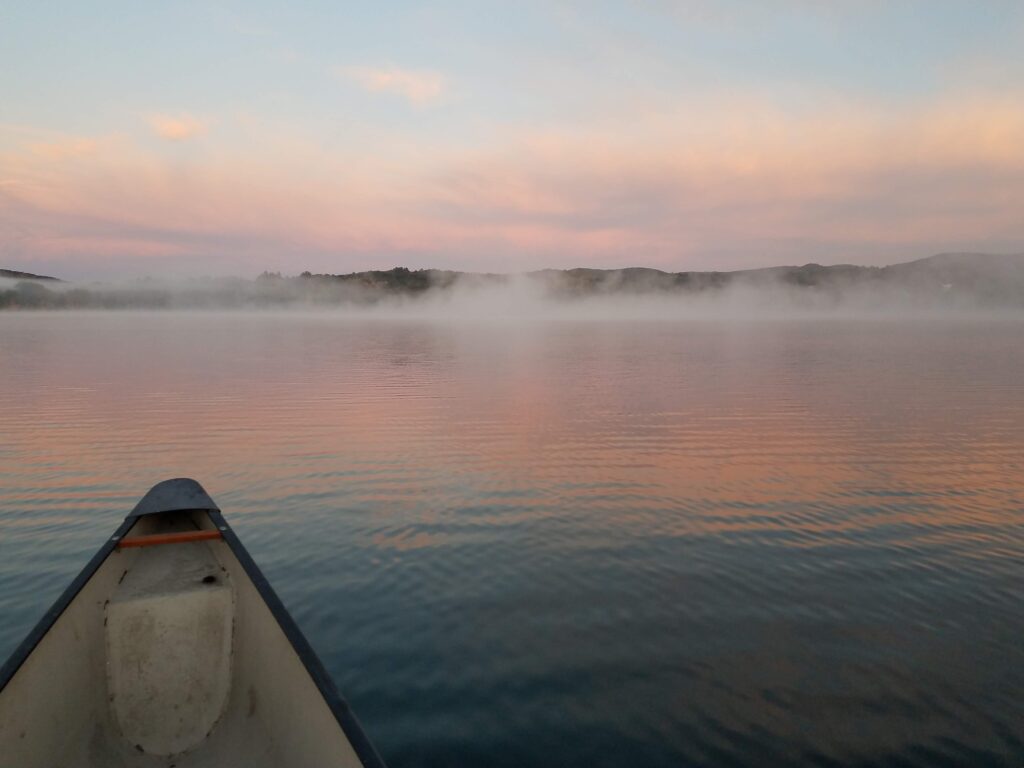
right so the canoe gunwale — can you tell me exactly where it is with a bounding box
[210,508,388,768]
[0,482,388,768]
[0,516,136,692]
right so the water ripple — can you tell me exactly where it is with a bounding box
[1,313,1023,767]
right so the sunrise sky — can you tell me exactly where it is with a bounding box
[2,1,1023,278]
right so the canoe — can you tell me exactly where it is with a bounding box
[0,478,386,768]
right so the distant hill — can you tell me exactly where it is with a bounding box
[533,253,1024,296]
[0,268,60,281]
[294,253,1024,305]
[2,254,1023,309]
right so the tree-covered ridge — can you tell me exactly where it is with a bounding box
[2,255,1023,309]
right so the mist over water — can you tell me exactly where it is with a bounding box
[1,310,1023,767]
[3,254,1024,317]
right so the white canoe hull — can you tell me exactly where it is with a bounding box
[0,479,385,768]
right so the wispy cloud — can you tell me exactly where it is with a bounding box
[147,113,208,141]
[29,137,99,160]
[4,91,1024,275]
[339,65,445,105]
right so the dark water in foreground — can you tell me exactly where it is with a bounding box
[1,312,1022,767]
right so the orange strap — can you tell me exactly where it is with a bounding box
[117,530,222,548]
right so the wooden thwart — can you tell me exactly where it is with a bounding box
[117,530,222,549]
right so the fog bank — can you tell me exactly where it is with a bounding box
[2,254,1023,318]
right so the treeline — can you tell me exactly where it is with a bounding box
[1,281,175,309]
[0,268,464,310]
[2,256,1023,309]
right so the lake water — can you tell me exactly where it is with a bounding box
[1,311,1022,767]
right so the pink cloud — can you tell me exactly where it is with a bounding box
[29,138,100,160]
[2,91,1023,275]
[147,113,208,141]
[339,65,445,105]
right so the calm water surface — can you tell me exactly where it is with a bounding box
[1,311,1022,767]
